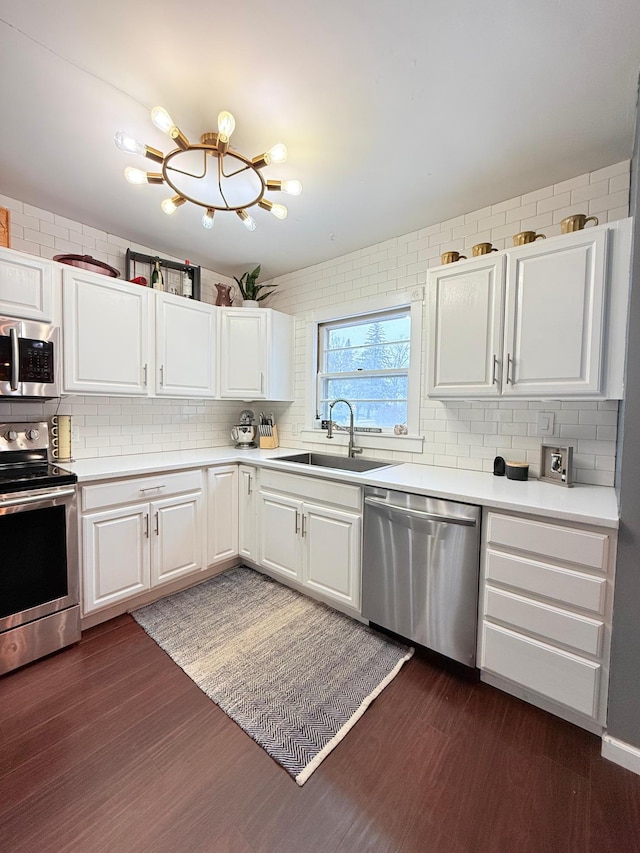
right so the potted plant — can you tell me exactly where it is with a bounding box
[233,265,276,307]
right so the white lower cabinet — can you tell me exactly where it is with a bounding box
[82,469,205,615]
[478,510,616,730]
[238,465,258,561]
[207,465,238,566]
[257,469,362,611]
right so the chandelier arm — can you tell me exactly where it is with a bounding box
[217,155,231,210]
[221,161,251,179]
[165,156,208,180]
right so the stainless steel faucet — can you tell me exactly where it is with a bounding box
[326,399,363,458]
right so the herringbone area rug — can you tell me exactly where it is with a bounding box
[133,566,413,785]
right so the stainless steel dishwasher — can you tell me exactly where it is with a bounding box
[362,487,481,666]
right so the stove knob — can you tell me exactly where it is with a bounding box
[26,429,40,441]
[5,430,18,442]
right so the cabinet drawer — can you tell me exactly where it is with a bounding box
[485,548,607,613]
[481,622,601,719]
[260,469,361,510]
[484,586,604,657]
[82,469,203,511]
[487,513,608,570]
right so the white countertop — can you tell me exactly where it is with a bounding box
[62,446,620,528]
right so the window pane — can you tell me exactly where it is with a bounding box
[323,315,410,373]
[320,376,408,428]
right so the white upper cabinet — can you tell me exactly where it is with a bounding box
[426,220,631,400]
[427,254,505,397]
[155,293,217,397]
[0,246,55,322]
[503,229,608,397]
[62,269,151,395]
[218,307,294,401]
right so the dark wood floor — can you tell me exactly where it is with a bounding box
[1,616,640,853]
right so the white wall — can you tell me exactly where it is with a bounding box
[0,159,630,480]
[265,160,631,487]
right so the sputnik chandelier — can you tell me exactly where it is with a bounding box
[114,108,302,231]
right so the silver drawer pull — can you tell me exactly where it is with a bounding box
[139,485,166,493]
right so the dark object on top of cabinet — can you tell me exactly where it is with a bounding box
[125,249,201,301]
[54,254,120,277]
[493,456,506,476]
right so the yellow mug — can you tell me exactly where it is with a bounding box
[441,251,467,264]
[560,214,599,233]
[472,242,498,257]
[513,231,546,246]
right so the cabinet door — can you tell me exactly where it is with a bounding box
[503,228,609,396]
[151,492,204,586]
[0,247,54,321]
[82,504,150,614]
[427,255,505,397]
[303,502,361,610]
[63,270,150,394]
[219,309,268,398]
[238,465,258,561]
[156,294,217,397]
[258,491,302,580]
[207,466,238,566]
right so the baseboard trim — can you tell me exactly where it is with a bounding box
[602,734,640,776]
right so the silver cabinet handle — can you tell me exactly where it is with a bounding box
[10,327,19,390]
[247,474,252,496]
[155,511,159,535]
[144,513,149,538]
[506,353,513,384]
[301,514,307,538]
[160,365,164,386]
[260,372,264,395]
[143,363,148,387]
[294,511,299,534]
[364,496,477,527]
[492,354,499,385]
[139,485,166,493]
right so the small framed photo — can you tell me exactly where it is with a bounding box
[539,444,573,487]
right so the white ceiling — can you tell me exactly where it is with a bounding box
[1,0,639,280]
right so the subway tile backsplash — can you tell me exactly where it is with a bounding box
[1,159,630,485]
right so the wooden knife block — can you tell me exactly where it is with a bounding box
[259,425,279,449]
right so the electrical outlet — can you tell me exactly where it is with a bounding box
[536,412,555,436]
[71,426,80,442]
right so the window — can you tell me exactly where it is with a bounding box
[317,307,413,431]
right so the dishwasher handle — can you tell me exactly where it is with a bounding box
[364,495,477,527]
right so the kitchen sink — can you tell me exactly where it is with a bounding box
[276,452,396,473]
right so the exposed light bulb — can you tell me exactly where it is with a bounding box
[151,106,176,135]
[114,131,146,156]
[270,203,288,220]
[237,210,257,231]
[161,195,185,215]
[124,167,149,185]
[202,208,215,229]
[217,111,236,138]
[281,179,302,196]
[268,143,288,164]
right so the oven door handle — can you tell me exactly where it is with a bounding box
[10,327,20,391]
[0,487,76,508]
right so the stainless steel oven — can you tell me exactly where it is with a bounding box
[0,316,60,398]
[0,422,79,675]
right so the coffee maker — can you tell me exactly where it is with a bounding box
[231,409,257,449]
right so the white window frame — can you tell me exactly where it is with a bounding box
[303,290,424,454]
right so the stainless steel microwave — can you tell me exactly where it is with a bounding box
[0,316,60,397]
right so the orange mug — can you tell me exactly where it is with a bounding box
[441,251,467,264]
[472,242,498,256]
[560,214,599,233]
[513,231,546,246]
